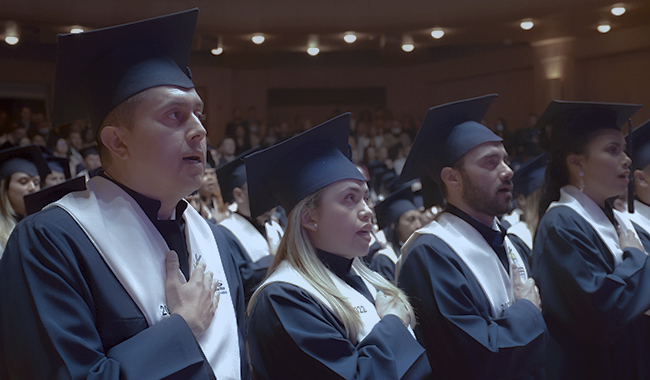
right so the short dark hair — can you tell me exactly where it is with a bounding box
[97,91,148,163]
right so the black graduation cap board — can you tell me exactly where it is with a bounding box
[245,113,366,218]
[0,144,51,181]
[399,94,501,186]
[52,8,198,130]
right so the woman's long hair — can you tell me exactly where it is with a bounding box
[0,177,18,254]
[251,187,416,343]
[538,129,596,220]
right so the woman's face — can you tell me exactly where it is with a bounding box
[577,128,631,206]
[8,172,40,217]
[200,168,217,198]
[55,138,68,155]
[43,171,66,188]
[395,209,422,244]
[306,179,373,259]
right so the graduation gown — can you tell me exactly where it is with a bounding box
[370,243,400,283]
[0,205,250,380]
[397,216,548,380]
[246,253,431,380]
[533,205,650,380]
[216,224,274,302]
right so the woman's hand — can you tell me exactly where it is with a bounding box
[375,291,411,327]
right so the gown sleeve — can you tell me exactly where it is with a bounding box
[532,207,650,344]
[247,282,431,380]
[397,234,548,380]
[215,224,273,302]
[370,252,397,283]
[0,207,224,380]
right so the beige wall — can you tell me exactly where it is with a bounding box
[1,23,649,143]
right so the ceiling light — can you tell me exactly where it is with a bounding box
[611,5,626,16]
[307,35,319,56]
[401,35,414,52]
[430,29,445,39]
[4,36,18,45]
[307,46,320,56]
[597,23,611,33]
[211,47,223,55]
[70,27,84,34]
[520,19,534,30]
[252,34,265,45]
[343,32,357,44]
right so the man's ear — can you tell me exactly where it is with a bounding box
[440,167,461,192]
[100,126,129,161]
[300,207,318,232]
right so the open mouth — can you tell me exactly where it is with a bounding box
[183,155,203,164]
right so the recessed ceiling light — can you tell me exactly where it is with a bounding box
[430,29,445,39]
[611,5,626,16]
[252,34,265,45]
[211,47,223,55]
[343,32,357,44]
[597,23,611,33]
[520,19,534,30]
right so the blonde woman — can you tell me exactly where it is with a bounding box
[245,114,430,379]
[0,145,49,254]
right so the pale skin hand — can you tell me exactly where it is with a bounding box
[375,291,411,327]
[164,250,220,339]
[618,227,645,253]
[511,263,542,312]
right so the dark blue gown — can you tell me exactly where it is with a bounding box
[397,233,548,380]
[216,224,273,302]
[533,206,650,380]
[0,205,250,380]
[370,252,397,283]
[247,251,431,380]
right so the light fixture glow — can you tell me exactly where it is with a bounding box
[211,47,223,55]
[401,35,414,52]
[520,19,534,30]
[597,23,611,33]
[343,32,357,44]
[611,5,626,16]
[70,27,84,34]
[4,36,18,45]
[430,29,445,39]
[307,46,320,56]
[252,34,265,45]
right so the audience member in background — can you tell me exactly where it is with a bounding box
[76,145,102,180]
[217,136,236,166]
[43,156,70,188]
[0,145,49,255]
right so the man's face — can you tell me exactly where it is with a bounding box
[121,86,206,202]
[84,154,102,171]
[68,132,83,151]
[220,138,235,156]
[457,142,514,218]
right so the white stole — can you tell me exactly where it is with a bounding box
[219,213,275,261]
[53,176,241,380]
[375,243,400,264]
[265,220,284,255]
[507,220,534,250]
[625,200,650,237]
[402,212,528,318]
[250,258,381,343]
[548,185,639,267]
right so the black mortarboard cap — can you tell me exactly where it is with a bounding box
[374,184,418,231]
[534,100,641,141]
[0,145,51,181]
[46,156,72,179]
[52,9,197,130]
[245,113,366,218]
[400,94,501,185]
[512,153,549,198]
[215,146,260,204]
[628,119,650,171]
[24,176,86,215]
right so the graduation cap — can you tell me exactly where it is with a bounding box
[535,100,641,141]
[245,113,366,218]
[0,144,51,181]
[79,144,99,158]
[52,9,198,131]
[46,156,72,179]
[512,153,549,198]
[420,175,445,209]
[374,184,418,231]
[215,146,260,204]
[399,94,500,186]
[626,118,650,171]
[24,176,86,215]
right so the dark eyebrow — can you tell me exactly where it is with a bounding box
[341,185,369,196]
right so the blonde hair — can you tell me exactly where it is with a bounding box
[251,187,416,343]
[0,178,18,254]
